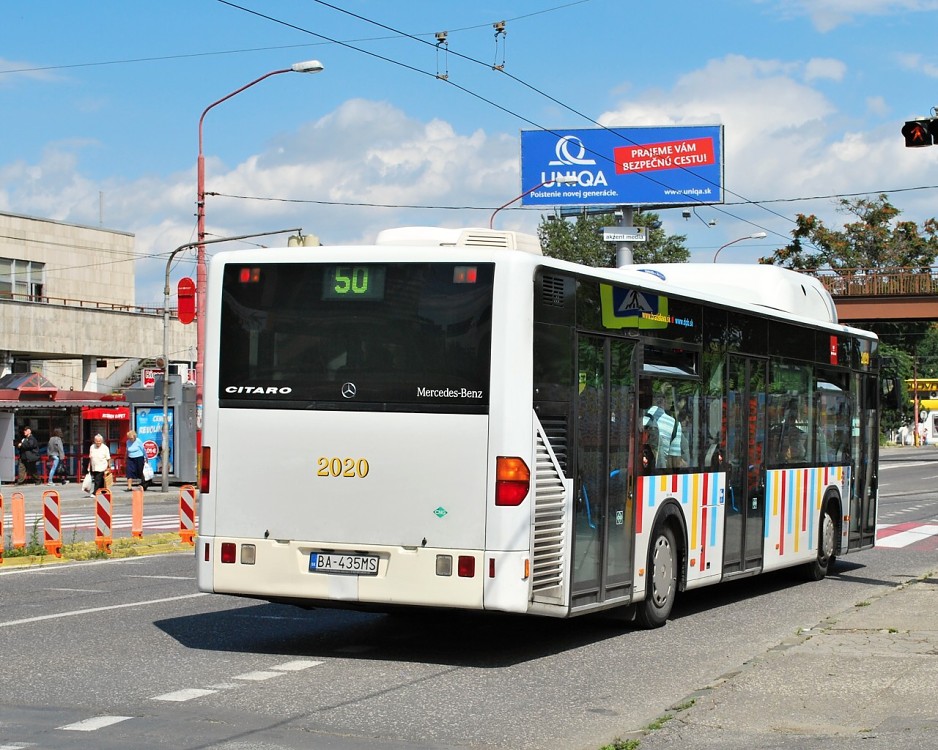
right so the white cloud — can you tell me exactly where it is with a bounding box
[0,99,523,305]
[804,57,847,82]
[897,52,938,79]
[599,53,936,258]
[771,0,938,32]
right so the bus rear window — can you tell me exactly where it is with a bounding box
[218,262,494,412]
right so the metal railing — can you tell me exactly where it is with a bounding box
[809,267,938,298]
[0,291,172,317]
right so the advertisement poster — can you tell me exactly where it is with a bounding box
[520,125,724,208]
[133,406,174,474]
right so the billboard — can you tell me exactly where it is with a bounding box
[133,405,175,475]
[520,126,724,208]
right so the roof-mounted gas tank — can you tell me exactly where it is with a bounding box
[375,227,542,255]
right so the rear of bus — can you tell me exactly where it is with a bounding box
[196,238,538,613]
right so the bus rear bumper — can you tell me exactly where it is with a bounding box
[197,536,509,610]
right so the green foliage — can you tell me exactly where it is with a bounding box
[3,519,47,558]
[598,740,640,750]
[759,194,938,271]
[538,211,690,267]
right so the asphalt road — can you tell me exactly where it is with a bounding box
[0,447,935,749]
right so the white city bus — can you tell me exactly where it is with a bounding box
[196,226,886,627]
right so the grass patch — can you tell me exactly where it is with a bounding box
[3,533,192,566]
[599,739,640,750]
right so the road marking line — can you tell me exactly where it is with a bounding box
[59,715,134,731]
[153,688,217,702]
[876,524,938,548]
[272,660,323,671]
[0,592,207,628]
[234,670,283,681]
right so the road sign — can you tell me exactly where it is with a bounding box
[603,227,646,242]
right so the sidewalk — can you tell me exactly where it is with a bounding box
[636,573,938,749]
[1,477,186,506]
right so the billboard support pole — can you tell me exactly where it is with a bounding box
[615,206,635,267]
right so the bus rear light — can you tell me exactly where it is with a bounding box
[200,446,211,494]
[203,542,211,562]
[436,555,453,576]
[457,555,475,577]
[488,558,495,578]
[221,542,236,564]
[495,456,530,506]
[240,544,256,565]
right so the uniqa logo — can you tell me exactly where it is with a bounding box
[549,135,596,166]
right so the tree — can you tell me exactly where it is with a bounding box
[758,194,938,271]
[538,211,689,267]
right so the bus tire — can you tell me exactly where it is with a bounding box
[803,502,837,581]
[636,524,678,628]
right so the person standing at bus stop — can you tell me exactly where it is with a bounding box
[46,427,65,485]
[17,427,41,485]
[124,429,149,492]
[86,433,111,497]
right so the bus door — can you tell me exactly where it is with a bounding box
[571,335,635,608]
[723,355,767,575]
[848,372,878,549]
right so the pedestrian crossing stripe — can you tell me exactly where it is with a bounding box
[876,523,938,548]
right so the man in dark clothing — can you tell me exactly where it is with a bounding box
[17,427,41,484]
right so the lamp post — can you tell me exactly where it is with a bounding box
[712,231,767,263]
[161,229,301,492]
[195,60,324,449]
[489,176,576,229]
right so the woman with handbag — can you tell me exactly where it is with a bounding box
[124,429,150,491]
[86,433,111,498]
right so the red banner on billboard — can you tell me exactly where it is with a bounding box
[614,137,716,174]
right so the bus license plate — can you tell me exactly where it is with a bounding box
[309,552,379,575]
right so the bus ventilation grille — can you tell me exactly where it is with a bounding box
[460,232,511,248]
[541,275,566,307]
[538,415,568,473]
[532,427,567,598]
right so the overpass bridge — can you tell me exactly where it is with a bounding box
[810,267,938,323]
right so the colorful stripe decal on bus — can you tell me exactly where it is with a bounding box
[765,465,847,558]
[637,472,722,554]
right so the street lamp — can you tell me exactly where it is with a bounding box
[489,176,576,229]
[195,60,324,446]
[712,231,767,263]
[161,229,301,492]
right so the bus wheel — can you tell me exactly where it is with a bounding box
[804,503,836,581]
[636,525,677,629]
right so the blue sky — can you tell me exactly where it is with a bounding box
[3,0,938,304]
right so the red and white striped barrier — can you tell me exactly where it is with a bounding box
[179,484,196,545]
[42,489,62,557]
[95,487,113,554]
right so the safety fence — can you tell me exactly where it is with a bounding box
[0,485,197,562]
[811,267,938,297]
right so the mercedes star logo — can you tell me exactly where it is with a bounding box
[341,382,357,399]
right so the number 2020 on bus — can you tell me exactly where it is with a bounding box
[317,457,370,478]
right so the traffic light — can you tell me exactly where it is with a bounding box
[902,118,935,147]
[177,276,196,324]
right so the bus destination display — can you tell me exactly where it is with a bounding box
[322,265,386,301]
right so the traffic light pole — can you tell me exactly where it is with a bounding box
[159,228,301,492]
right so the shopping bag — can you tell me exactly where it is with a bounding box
[142,462,154,481]
[82,473,93,493]
[104,468,114,489]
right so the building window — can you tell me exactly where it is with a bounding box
[0,258,45,300]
